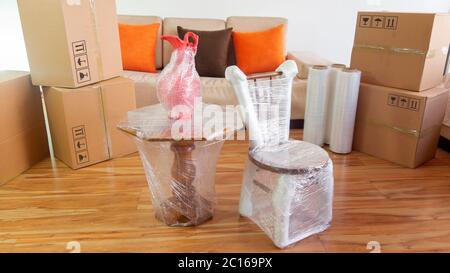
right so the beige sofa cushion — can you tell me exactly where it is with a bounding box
[123,70,307,119]
[117,15,163,70]
[123,70,159,108]
[291,78,307,120]
[162,18,226,67]
[226,16,288,54]
[200,76,237,105]
[287,51,334,79]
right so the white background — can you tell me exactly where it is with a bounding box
[1,0,449,71]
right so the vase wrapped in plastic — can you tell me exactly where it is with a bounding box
[157,32,201,120]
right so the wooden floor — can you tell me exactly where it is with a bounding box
[1,130,450,253]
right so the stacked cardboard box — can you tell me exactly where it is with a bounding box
[18,0,136,170]
[350,12,450,168]
[0,71,49,184]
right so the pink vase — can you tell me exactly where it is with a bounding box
[156,32,202,120]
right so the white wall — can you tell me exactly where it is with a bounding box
[1,0,450,71]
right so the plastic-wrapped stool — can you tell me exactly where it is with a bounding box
[226,61,334,248]
[240,141,333,248]
[135,139,223,226]
[118,104,243,227]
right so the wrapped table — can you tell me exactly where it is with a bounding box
[118,104,243,227]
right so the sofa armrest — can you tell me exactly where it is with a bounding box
[287,51,333,79]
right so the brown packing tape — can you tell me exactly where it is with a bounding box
[353,44,448,59]
[88,0,104,81]
[360,119,441,139]
[98,85,111,159]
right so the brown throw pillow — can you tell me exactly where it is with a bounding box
[177,26,233,78]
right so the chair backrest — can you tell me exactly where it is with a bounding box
[225,61,298,148]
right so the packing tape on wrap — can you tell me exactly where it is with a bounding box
[353,44,449,59]
[360,119,440,139]
[88,0,104,80]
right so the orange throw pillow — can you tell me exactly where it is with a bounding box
[232,24,286,75]
[119,23,160,73]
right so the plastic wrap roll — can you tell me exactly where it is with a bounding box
[303,65,330,146]
[329,68,361,154]
[324,64,346,144]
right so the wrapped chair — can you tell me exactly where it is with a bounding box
[225,61,334,248]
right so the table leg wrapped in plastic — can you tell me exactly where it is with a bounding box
[135,139,224,226]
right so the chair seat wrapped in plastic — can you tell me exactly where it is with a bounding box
[225,60,334,248]
[241,141,333,248]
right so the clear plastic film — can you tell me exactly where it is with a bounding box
[156,32,201,120]
[303,65,330,146]
[226,62,334,248]
[118,103,244,226]
[225,61,298,148]
[246,76,292,147]
[240,141,334,248]
[135,139,223,227]
[324,64,346,144]
[303,64,361,153]
[329,69,361,154]
[119,104,240,141]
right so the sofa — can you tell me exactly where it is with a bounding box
[118,15,333,120]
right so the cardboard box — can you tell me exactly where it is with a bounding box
[18,0,123,88]
[354,83,449,168]
[0,71,49,184]
[350,12,450,91]
[43,77,137,169]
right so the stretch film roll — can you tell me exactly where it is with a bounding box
[329,68,361,154]
[303,65,330,146]
[324,64,346,144]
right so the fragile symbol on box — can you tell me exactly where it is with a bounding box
[72,40,87,55]
[387,94,420,111]
[387,94,399,106]
[359,15,398,30]
[74,138,87,152]
[371,16,384,28]
[360,15,372,27]
[409,98,420,111]
[74,54,89,69]
[76,151,89,164]
[77,68,91,83]
[72,40,91,83]
[398,96,409,108]
[385,16,398,30]
[72,126,86,139]
[72,125,90,164]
